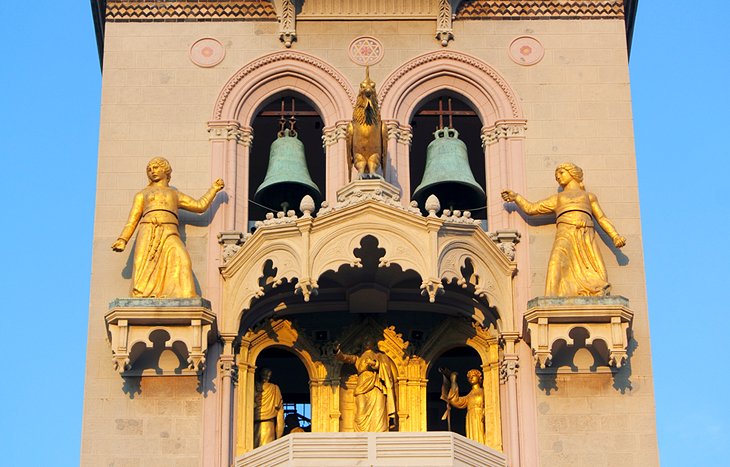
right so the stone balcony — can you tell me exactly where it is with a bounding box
[236,432,507,467]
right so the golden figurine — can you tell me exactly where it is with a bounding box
[440,368,486,444]
[111,157,224,298]
[335,339,396,432]
[346,66,389,180]
[253,368,285,448]
[501,163,626,296]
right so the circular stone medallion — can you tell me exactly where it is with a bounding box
[190,38,225,68]
[508,36,544,66]
[348,36,384,66]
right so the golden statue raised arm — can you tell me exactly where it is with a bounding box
[111,157,224,298]
[501,163,625,297]
[335,339,396,432]
[440,368,486,444]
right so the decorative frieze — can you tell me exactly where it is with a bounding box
[106,1,276,21]
[456,0,624,19]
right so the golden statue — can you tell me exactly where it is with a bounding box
[501,163,626,296]
[440,368,486,444]
[111,157,224,298]
[346,66,389,180]
[335,339,396,432]
[253,368,285,448]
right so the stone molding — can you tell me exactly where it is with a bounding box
[384,120,413,145]
[104,298,217,374]
[379,50,523,121]
[213,50,355,122]
[207,120,254,146]
[456,0,624,19]
[236,432,507,467]
[524,296,633,369]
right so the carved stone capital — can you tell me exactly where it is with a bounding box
[218,231,249,264]
[208,121,253,146]
[499,357,519,384]
[385,121,413,145]
[322,121,348,147]
[481,120,527,146]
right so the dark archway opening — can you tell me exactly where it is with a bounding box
[249,94,325,224]
[255,347,312,433]
[426,346,482,436]
[409,93,486,221]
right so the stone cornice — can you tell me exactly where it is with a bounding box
[456,0,625,19]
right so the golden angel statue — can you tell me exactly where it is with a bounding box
[335,339,396,432]
[346,66,388,180]
[111,157,224,298]
[253,368,285,448]
[440,368,486,444]
[501,163,626,296]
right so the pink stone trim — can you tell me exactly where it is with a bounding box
[379,50,523,123]
[212,51,355,124]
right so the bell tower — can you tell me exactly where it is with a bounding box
[83,1,656,466]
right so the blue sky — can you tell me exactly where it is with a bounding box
[0,1,727,465]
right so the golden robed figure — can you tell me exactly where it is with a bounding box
[440,368,486,445]
[111,157,224,298]
[253,368,285,448]
[335,339,396,432]
[346,66,388,180]
[501,163,626,296]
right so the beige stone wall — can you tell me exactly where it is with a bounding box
[83,15,657,466]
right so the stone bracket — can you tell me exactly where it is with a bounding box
[105,298,217,375]
[524,296,633,369]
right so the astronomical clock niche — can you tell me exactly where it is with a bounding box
[84,1,657,466]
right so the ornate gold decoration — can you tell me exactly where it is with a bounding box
[347,67,389,180]
[456,0,624,19]
[440,368,487,444]
[111,157,224,298]
[106,1,276,21]
[335,339,397,432]
[502,163,625,297]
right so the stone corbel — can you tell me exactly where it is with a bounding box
[218,231,249,264]
[105,298,217,375]
[436,0,464,47]
[489,229,521,261]
[274,0,297,48]
[524,296,633,369]
[481,120,527,146]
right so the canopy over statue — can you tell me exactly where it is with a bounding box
[502,163,625,296]
[111,157,224,298]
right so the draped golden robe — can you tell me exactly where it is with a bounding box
[513,188,621,296]
[447,385,486,444]
[253,381,284,447]
[340,349,396,432]
[117,185,219,298]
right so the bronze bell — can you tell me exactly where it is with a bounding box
[254,129,322,211]
[412,127,486,210]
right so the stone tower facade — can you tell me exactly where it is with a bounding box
[83,1,657,466]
